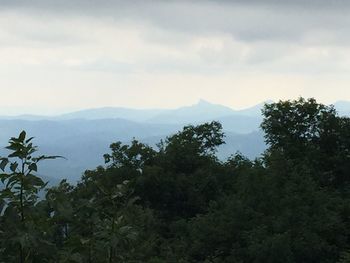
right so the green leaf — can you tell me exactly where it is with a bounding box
[0,158,8,171]
[6,143,21,151]
[8,151,22,158]
[18,130,26,142]
[25,174,45,187]
[0,173,9,183]
[25,137,34,143]
[28,163,37,172]
[10,162,18,172]
[6,176,20,189]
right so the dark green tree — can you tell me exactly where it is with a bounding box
[0,131,61,262]
[262,97,350,188]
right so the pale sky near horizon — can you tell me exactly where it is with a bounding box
[1,0,350,115]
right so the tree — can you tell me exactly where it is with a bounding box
[261,97,350,188]
[104,139,157,170]
[261,98,336,155]
[0,131,61,262]
[159,121,224,174]
[133,121,225,220]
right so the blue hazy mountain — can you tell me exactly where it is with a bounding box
[0,118,181,181]
[57,107,165,122]
[1,99,346,183]
[0,99,266,124]
[0,118,265,182]
[146,99,236,124]
[54,99,272,125]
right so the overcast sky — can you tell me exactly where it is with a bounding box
[0,0,349,114]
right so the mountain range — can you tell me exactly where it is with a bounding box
[0,99,348,183]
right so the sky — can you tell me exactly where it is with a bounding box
[0,0,350,115]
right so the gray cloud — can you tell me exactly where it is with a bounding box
[1,0,349,9]
[0,0,350,113]
[1,0,350,44]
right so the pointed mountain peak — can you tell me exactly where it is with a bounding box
[197,99,212,106]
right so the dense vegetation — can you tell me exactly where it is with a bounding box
[0,98,350,262]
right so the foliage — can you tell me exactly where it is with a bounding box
[0,131,61,262]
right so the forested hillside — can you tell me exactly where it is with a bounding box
[0,98,350,262]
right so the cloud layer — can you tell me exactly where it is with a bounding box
[0,1,349,114]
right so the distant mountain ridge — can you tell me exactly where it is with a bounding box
[146,99,236,124]
[1,99,348,122]
[0,99,269,123]
[57,107,163,122]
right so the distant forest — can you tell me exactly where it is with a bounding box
[0,98,350,262]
